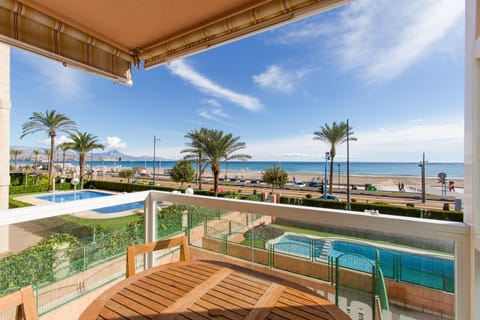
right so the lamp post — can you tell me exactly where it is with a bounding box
[419,152,426,203]
[346,118,351,210]
[152,136,162,185]
[90,150,93,179]
[337,163,340,189]
[323,152,330,200]
[71,178,79,200]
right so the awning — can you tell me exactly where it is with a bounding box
[0,0,349,85]
[0,0,133,84]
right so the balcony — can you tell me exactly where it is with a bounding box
[0,190,469,319]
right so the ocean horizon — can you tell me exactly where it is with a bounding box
[13,160,464,179]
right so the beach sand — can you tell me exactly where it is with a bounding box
[211,170,464,191]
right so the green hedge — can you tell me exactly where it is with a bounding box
[85,180,181,193]
[86,180,234,198]
[9,182,73,195]
[0,234,78,291]
[280,196,463,222]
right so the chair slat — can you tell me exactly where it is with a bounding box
[0,286,38,320]
[126,236,190,277]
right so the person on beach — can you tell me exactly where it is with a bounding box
[448,181,455,192]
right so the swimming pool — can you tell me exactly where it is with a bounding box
[36,191,144,214]
[93,201,144,213]
[271,234,454,292]
[36,191,112,202]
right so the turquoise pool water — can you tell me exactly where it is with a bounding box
[272,234,454,292]
[93,201,144,213]
[37,191,111,202]
[36,191,143,214]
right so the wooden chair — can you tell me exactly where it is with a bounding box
[0,285,38,320]
[126,235,190,277]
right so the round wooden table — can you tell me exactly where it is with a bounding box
[80,260,350,320]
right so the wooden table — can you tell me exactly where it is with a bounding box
[80,260,350,320]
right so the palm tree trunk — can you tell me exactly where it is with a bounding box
[213,164,219,197]
[198,154,203,190]
[79,154,85,189]
[329,156,335,194]
[50,136,55,192]
[62,151,66,175]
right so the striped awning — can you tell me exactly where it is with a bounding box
[0,0,133,84]
[0,0,348,85]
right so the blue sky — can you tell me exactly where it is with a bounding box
[9,0,464,162]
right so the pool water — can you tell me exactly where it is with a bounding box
[272,234,454,292]
[36,191,144,214]
[93,201,144,213]
[37,191,112,202]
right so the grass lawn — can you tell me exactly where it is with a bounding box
[61,212,144,230]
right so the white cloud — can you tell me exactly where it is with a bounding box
[273,22,335,44]
[167,60,262,111]
[253,65,309,93]
[14,49,88,99]
[337,0,465,83]
[202,99,221,108]
[198,99,230,122]
[243,117,463,162]
[105,136,127,149]
[274,0,464,83]
[39,135,72,146]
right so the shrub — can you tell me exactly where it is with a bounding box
[279,196,462,222]
[305,194,312,199]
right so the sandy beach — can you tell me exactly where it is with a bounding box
[201,170,464,192]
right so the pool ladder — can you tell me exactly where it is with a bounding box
[319,240,332,261]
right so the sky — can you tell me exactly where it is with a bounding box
[9,0,465,162]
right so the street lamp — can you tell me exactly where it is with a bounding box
[337,163,340,189]
[419,152,426,203]
[323,152,330,200]
[152,136,162,185]
[71,178,79,200]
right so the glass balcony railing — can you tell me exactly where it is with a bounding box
[0,190,470,319]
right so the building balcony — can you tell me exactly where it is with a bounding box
[0,190,471,319]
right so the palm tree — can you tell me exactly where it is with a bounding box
[10,149,22,170]
[64,132,104,189]
[195,128,251,196]
[32,149,41,173]
[21,110,77,191]
[182,128,208,190]
[44,149,51,174]
[314,121,356,194]
[57,142,71,176]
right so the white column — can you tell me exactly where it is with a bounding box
[0,43,10,253]
[144,193,156,269]
[464,1,478,319]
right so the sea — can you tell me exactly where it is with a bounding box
[15,160,464,179]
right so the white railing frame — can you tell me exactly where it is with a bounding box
[0,191,472,318]
[146,191,470,319]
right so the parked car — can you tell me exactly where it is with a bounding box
[316,194,340,201]
[306,181,321,187]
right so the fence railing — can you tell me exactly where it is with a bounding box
[0,191,470,319]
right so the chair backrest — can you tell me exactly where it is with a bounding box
[0,286,38,320]
[126,235,190,277]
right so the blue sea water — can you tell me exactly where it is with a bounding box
[16,160,464,178]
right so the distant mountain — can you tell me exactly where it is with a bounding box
[10,146,171,161]
[92,149,172,161]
